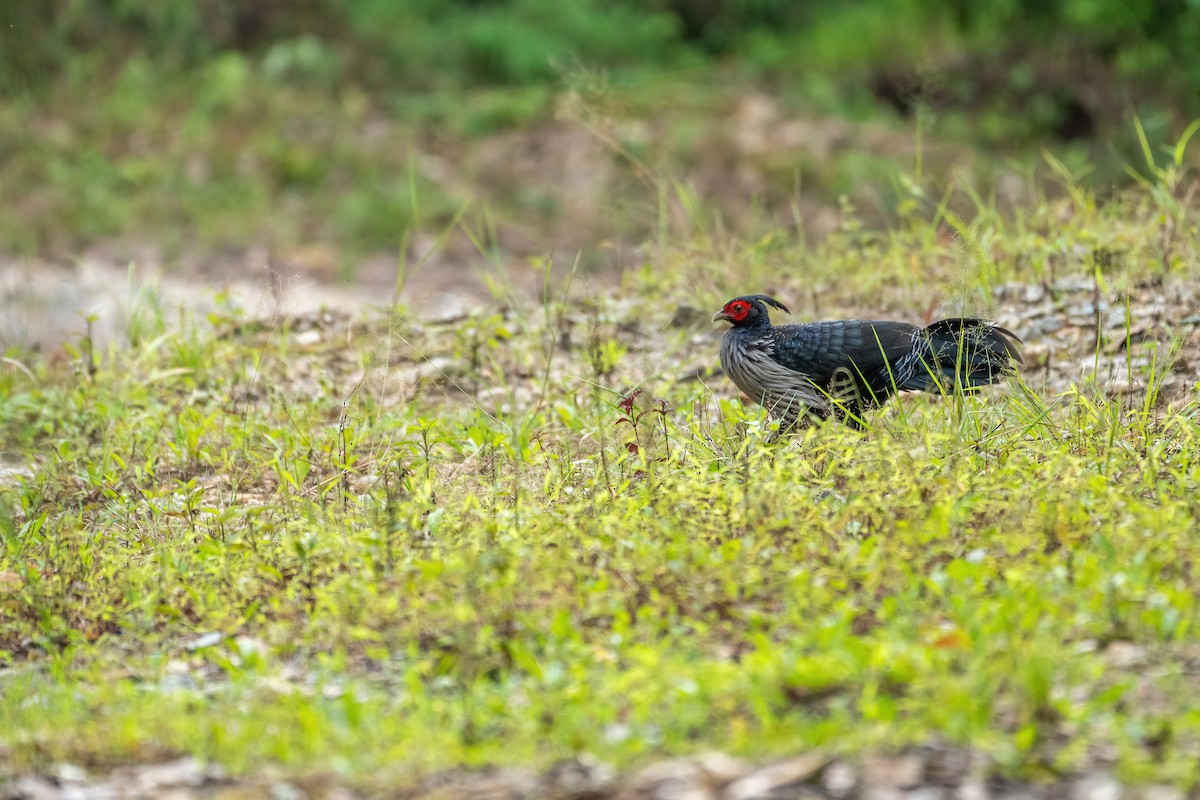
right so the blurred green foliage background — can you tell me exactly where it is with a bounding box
[1,0,1196,269]
[7,0,1200,92]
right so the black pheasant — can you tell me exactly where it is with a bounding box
[712,294,1023,430]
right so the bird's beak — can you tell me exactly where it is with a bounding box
[712,310,732,324]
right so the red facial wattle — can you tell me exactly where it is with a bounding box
[727,301,749,321]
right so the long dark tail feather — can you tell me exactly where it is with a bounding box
[901,318,1023,393]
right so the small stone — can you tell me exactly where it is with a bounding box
[1104,310,1131,329]
[821,761,859,798]
[863,788,905,800]
[1105,380,1141,397]
[421,767,538,800]
[7,775,61,800]
[185,632,224,651]
[694,753,748,787]
[908,787,947,800]
[603,722,632,744]
[621,759,713,800]
[53,763,89,785]
[270,783,305,800]
[425,293,472,325]
[1103,642,1147,669]
[294,329,322,346]
[132,757,209,790]
[723,754,826,800]
[542,755,616,796]
[1052,277,1093,292]
[956,781,990,800]
[924,746,973,785]
[1036,316,1065,335]
[1023,285,1046,303]
[1070,773,1123,800]
[862,755,924,790]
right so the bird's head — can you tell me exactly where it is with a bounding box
[712,295,790,327]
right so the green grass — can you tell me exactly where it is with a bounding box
[2,167,1200,787]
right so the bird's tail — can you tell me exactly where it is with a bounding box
[899,318,1023,393]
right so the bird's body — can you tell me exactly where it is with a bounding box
[713,295,1022,430]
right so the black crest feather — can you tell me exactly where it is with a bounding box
[742,295,790,314]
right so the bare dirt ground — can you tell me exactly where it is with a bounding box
[0,248,527,354]
[5,249,1199,415]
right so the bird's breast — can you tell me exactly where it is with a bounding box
[719,330,827,414]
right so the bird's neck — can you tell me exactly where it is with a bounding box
[733,321,771,335]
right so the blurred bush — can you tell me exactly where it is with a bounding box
[0,0,1194,258]
[0,0,681,90]
[1,0,1196,143]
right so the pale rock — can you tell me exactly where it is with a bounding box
[541,756,615,796]
[621,759,714,800]
[820,760,859,798]
[956,781,990,800]
[723,754,826,800]
[1070,773,1123,800]
[131,757,210,791]
[1103,641,1147,669]
[8,775,63,800]
[863,754,924,790]
[694,752,748,787]
[907,787,948,800]
[184,631,223,651]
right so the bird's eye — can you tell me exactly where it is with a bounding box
[731,302,748,315]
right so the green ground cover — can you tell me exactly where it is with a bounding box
[4,0,1200,790]
[3,166,1200,787]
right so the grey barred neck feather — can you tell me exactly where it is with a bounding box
[712,295,1023,431]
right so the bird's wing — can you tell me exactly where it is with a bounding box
[737,334,832,415]
[769,320,918,390]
